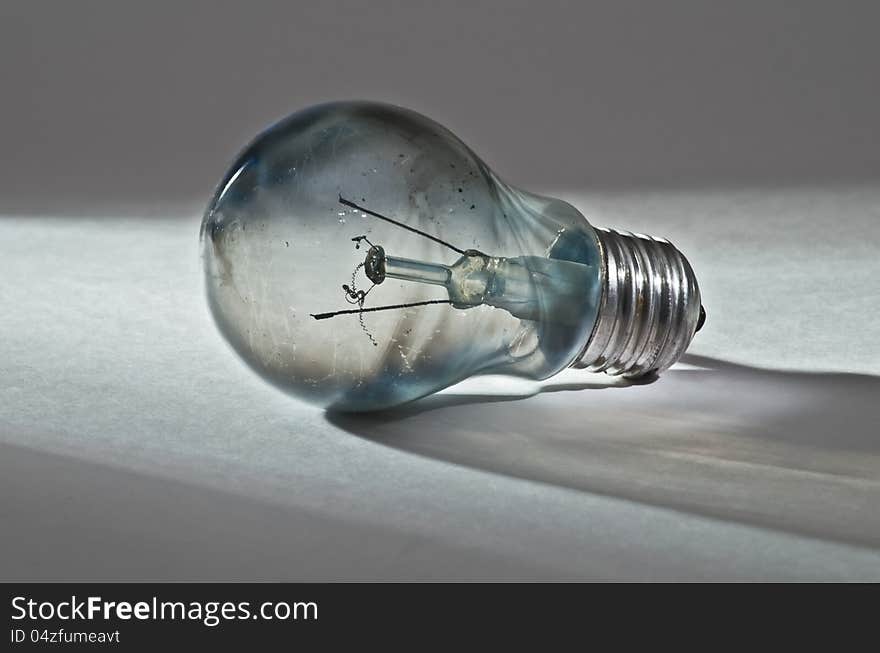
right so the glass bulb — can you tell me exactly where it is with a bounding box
[201,101,703,411]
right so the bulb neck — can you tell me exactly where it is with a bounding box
[572,227,703,377]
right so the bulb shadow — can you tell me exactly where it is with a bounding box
[327,355,880,550]
[335,374,656,425]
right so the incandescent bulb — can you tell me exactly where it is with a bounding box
[201,102,703,411]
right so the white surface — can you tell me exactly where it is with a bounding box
[2,187,879,580]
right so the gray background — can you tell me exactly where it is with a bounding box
[2,1,879,580]
[3,0,880,212]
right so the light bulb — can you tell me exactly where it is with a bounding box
[201,101,704,411]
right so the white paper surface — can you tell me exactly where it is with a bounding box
[2,187,879,580]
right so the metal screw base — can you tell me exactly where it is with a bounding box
[573,227,703,377]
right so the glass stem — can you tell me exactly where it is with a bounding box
[383,255,451,287]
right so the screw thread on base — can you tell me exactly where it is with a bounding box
[573,227,703,377]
